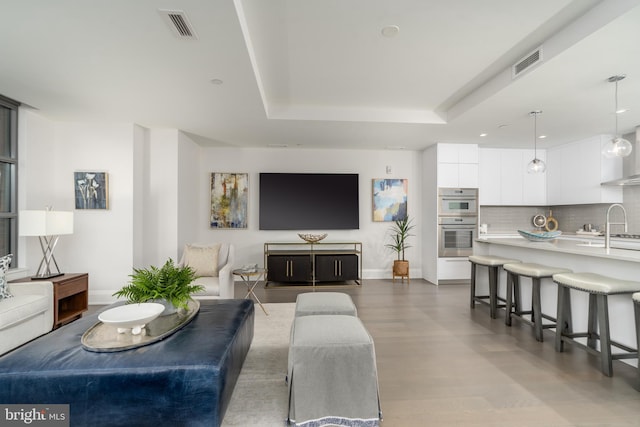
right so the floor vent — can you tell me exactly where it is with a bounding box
[159,9,198,40]
[512,46,542,78]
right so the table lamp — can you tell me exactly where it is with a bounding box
[19,209,74,279]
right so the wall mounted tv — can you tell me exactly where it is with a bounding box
[259,173,359,230]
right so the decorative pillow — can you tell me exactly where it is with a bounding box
[0,254,14,300]
[182,244,220,277]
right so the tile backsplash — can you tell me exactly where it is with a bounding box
[479,206,550,234]
[480,187,640,234]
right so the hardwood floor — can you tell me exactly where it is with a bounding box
[245,279,640,426]
[90,279,640,425]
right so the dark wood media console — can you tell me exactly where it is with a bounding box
[264,242,362,286]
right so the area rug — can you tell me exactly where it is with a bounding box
[222,302,295,426]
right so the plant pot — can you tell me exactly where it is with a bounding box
[393,260,409,276]
[150,299,179,316]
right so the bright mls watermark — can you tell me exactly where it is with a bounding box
[1,405,69,426]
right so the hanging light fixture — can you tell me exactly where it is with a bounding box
[527,110,546,173]
[602,75,632,158]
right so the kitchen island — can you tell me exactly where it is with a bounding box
[474,235,639,365]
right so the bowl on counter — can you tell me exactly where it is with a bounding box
[517,230,562,242]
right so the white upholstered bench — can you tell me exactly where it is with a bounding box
[294,292,357,317]
[287,314,381,427]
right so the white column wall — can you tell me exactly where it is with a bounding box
[132,124,147,267]
[421,145,438,284]
[141,129,180,267]
[177,132,201,249]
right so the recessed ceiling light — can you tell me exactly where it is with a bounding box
[381,25,400,37]
[210,79,223,85]
[616,108,628,114]
[480,133,488,137]
[538,135,547,139]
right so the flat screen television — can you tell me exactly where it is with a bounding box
[259,173,359,230]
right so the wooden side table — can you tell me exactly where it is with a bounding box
[50,273,89,328]
[12,273,89,329]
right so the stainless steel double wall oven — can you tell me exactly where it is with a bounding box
[438,188,478,257]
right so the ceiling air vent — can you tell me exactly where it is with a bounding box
[512,46,543,78]
[159,9,198,40]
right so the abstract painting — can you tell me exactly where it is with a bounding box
[75,171,109,209]
[372,178,407,221]
[210,172,248,228]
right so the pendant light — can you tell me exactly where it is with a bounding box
[602,75,632,158]
[527,110,546,173]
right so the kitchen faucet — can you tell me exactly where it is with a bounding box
[605,203,628,249]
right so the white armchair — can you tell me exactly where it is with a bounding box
[179,243,235,299]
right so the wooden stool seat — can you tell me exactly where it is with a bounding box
[469,255,520,319]
[503,262,571,342]
[553,272,640,377]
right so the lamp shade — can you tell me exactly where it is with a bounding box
[19,210,74,237]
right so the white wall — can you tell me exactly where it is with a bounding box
[19,109,136,303]
[18,111,426,303]
[190,147,423,278]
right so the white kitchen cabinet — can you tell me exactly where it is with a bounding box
[500,150,525,205]
[438,144,461,163]
[438,163,479,188]
[437,257,471,281]
[478,148,546,205]
[478,149,501,205]
[437,163,460,188]
[546,135,622,205]
[437,143,478,188]
[459,164,479,188]
[522,149,547,205]
[458,144,479,163]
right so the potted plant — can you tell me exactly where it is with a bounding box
[385,216,415,279]
[113,259,204,315]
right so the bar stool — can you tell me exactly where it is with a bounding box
[469,255,520,319]
[634,292,640,391]
[503,262,572,342]
[553,272,640,377]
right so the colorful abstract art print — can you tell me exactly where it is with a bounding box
[210,173,248,228]
[75,171,109,209]
[372,178,407,221]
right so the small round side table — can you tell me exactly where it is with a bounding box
[233,268,268,315]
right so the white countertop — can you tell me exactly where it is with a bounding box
[476,235,640,263]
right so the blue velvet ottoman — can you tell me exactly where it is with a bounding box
[0,299,254,427]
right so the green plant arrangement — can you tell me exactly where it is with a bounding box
[385,216,415,282]
[385,217,415,261]
[113,259,203,310]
